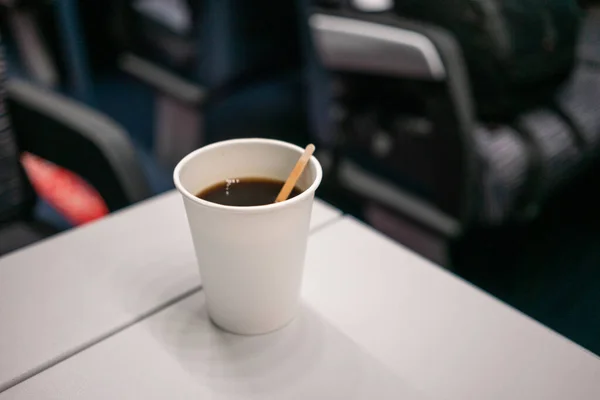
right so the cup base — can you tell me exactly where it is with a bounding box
[208,313,297,336]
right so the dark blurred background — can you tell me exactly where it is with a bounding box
[2,0,600,355]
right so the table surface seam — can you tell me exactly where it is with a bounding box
[0,209,345,394]
[0,287,202,394]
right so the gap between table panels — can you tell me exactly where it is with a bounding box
[0,211,345,394]
[0,286,202,394]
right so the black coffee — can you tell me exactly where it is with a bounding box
[197,177,302,206]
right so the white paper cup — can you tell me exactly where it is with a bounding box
[174,138,322,335]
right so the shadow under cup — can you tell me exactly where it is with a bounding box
[174,139,323,335]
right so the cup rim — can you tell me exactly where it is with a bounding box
[173,138,323,213]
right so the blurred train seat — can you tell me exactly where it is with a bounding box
[1,3,172,198]
[305,1,595,263]
[1,0,95,102]
[1,77,152,256]
[0,0,59,88]
[87,0,308,166]
[100,0,206,168]
[153,0,309,149]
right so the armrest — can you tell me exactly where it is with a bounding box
[309,10,479,225]
[7,79,152,211]
[118,53,206,105]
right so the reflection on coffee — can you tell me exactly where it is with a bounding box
[197,177,302,206]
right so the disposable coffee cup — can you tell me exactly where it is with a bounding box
[174,138,322,335]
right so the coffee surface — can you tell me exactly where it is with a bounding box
[197,177,302,206]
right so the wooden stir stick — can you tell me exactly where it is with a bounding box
[275,144,315,203]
